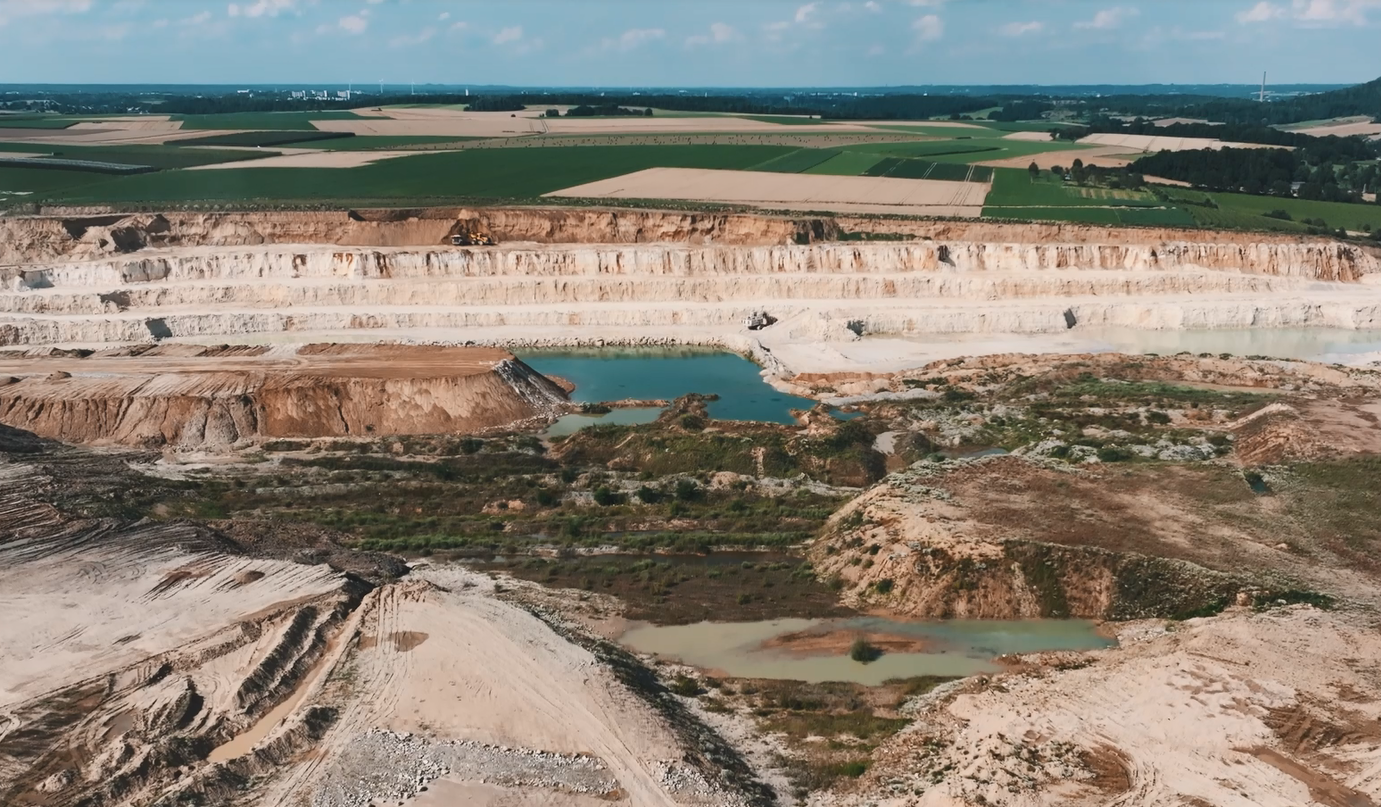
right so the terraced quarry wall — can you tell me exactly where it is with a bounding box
[1,235,1378,349]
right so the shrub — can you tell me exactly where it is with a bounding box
[1097,445,1133,463]
[678,414,707,431]
[674,478,701,502]
[635,485,663,504]
[849,638,882,663]
[1145,410,1172,425]
[535,488,558,507]
[875,578,894,594]
[592,486,624,507]
[1263,209,1293,221]
[669,675,702,697]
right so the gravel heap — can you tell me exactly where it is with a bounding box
[312,730,618,807]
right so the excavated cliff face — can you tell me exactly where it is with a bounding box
[0,208,824,265]
[0,345,567,449]
[0,237,1378,347]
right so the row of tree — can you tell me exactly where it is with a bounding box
[1131,147,1381,202]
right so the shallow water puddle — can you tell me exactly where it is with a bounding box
[620,616,1114,686]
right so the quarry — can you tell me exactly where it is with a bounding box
[3,205,1381,807]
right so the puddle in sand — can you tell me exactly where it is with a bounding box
[544,407,664,438]
[207,640,337,764]
[620,616,1114,686]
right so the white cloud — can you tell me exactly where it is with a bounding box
[390,25,435,48]
[603,27,665,51]
[1074,6,1139,29]
[228,0,297,18]
[0,0,91,26]
[336,10,369,35]
[1000,20,1044,36]
[1236,0,1378,25]
[1237,1,1287,21]
[179,10,212,26]
[864,1,882,11]
[912,13,944,41]
[493,25,522,45]
[438,11,450,21]
[795,2,820,23]
[686,22,739,47]
[1292,0,1378,24]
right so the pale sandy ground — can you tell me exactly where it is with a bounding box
[1291,117,1381,138]
[546,167,990,217]
[317,108,887,138]
[1079,133,1292,152]
[258,566,692,807]
[979,145,1141,170]
[185,149,425,170]
[0,122,239,146]
[1001,131,1057,142]
[838,607,1381,807]
[0,462,345,708]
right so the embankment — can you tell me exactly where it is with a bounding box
[0,344,568,449]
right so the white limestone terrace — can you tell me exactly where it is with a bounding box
[1,239,1378,375]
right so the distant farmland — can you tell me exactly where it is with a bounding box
[41,145,796,206]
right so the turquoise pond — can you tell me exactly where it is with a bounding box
[517,349,819,428]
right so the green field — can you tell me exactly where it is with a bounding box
[985,169,1161,208]
[172,111,364,131]
[866,158,993,182]
[0,167,121,195]
[803,150,885,175]
[39,144,795,206]
[747,149,837,173]
[1207,192,1381,232]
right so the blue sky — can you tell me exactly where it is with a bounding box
[0,0,1378,87]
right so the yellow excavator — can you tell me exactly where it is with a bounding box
[451,231,497,247]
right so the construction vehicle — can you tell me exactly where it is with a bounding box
[743,311,775,331]
[451,231,497,247]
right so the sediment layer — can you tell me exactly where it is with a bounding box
[0,344,568,448]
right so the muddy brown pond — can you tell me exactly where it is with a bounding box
[620,617,1115,686]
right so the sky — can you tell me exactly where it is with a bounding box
[0,0,1378,88]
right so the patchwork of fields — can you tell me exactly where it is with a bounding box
[0,104,1377,234]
